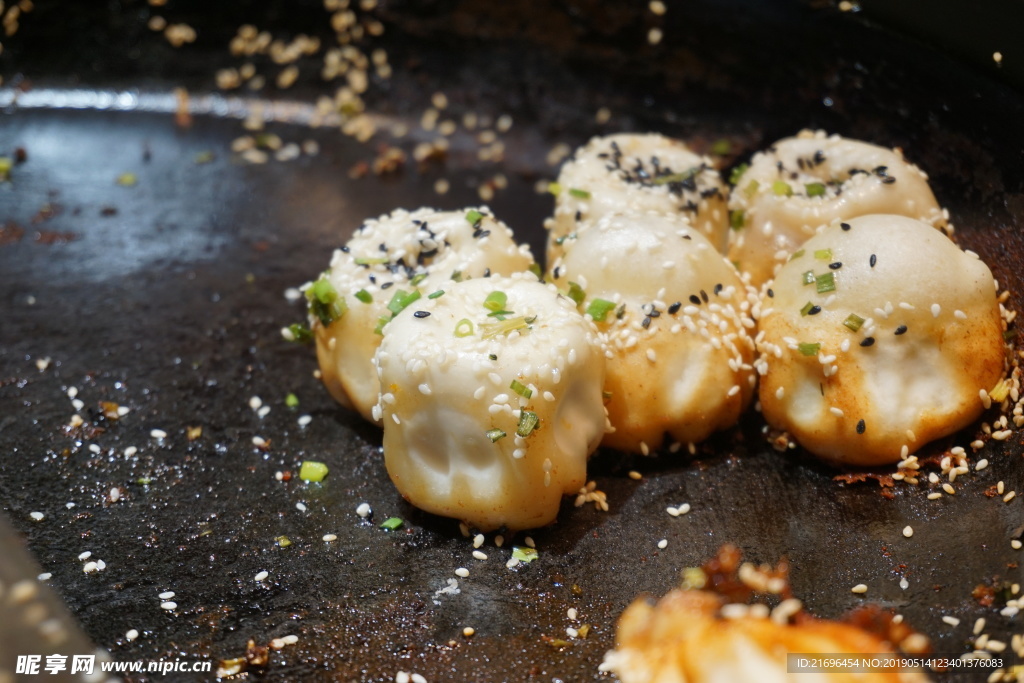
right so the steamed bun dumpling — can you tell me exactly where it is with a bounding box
[309,207,534,424]
[374,273,608,531]
[547,133,729,265]
[756,214,1005,465]
[552,212,757,454]
[728,130,947,287]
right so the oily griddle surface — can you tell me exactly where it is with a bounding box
[2,1,1024,681]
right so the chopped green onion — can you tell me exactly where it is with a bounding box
[566,282,586,306]
[409,273,427,287]
[651,168,697,185]
[306,277,347,326]
[486,428,506,442]
[805,182,826,197]
[814,248,833,260]
[481,316,533,339]
[772,180,793,196]
[284,323,313,343]
[285,393,300,408]
[487,310,514,318]
[354,256,390,266]
[116,172,137,187]
[275,535,292,548]
[0,157,12,180]
[798,342,821,356]
[711,138,732,156]
[744,179,760,197]
[547,181,562,195]
[843,314,865,332]
[484,291,508,312]
[800,301,815,316]
[380,517,403,531]
[790,249,805,261]
[528,263,543,279]
[510,379,533,399]
[373,315,390,335]
[137,477,152,485]
[386,289,421,316]
[568,188,591,199]
[451,270,463,282]
[516,410,540,437]
[428,289,445,299]
[489,354,498,360]
[454,318,475,337]
[355,289,373,304]
[815,271,836,293]
[465,209,484,227]
[728,163,749,186]
[512,546,539,563]
[729,210,745,231]
[585,298,616,322]
[299,460,329,482]
[602,390,613,401]
[802,270,816,286]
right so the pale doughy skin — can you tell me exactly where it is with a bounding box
[728,130,947,287]
[547,133,729,266]
[552,212,757,453]
[312,207,534,424]
[756,214,1005,466]
[374,274,607,532]
[603,589,930,683]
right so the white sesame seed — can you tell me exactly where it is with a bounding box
[657,539,668,549]
[931,303,941,317]
[126,629,139,641]
[323,534,337,542]
[160,601,177,610]
[927,492,943,500]
[1012,540,1022,550]
[903,526,913,538]
[495,534,504,548]
[78,551,92,561]
[257,405,271,418]
[942,483,956,495]
[899,577,909,590]
[38,572,51,581]
[942,616,960,627]
[150,429,168,439]
[356,503,371,517]
[281,635,298,645]
[455,568,469,578]
[566,626,579,638]
[159,591,175,600]
[628,470,642,480]
[29,511,45,521]
[251,436,266,446]
[72,399,85,411]
[110,487,121,502]
[296,502,307,512]
[473,533,484,548]
[976,458,989,471]
[829,407,844,417]
[851,584,868,594]
[677,503,691,515]
[1004,491,1016,503]
[567,607,578,621]
[666,506,679,516]
[998,481,1005,494]
[249,396,262,410]
[411,674,427,683]
[472,550,487,560]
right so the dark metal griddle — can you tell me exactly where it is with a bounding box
[1,1,1024,681]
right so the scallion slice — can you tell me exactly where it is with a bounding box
[510,379,533,399]
[815,271,836,293]
[566,282,585,306]
[729,210,745,230]
[355,289,372,304]
[512,546,539,563]
[814,248,833,261]
[486,428,506,442]
[465,209,484,227]
[798,342,821,356]
[805,182,826,197]
[484,291,508,312]
[772,180,793,196]
[428,289,445,299]
[843,313,865,332]
[454,318,475,337]
[802,270,816,286]
[585,298,616,322]
[380,517,403,531]
[299,461,329,482]
[728,163,749,186]
[516,410,540,437]
[568,188,591,199]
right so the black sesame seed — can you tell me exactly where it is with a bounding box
[714,283,723,295]
[413,311,430,318]
[642,316,652,329]
[829,262,842,270]
[881,176,897,184]
[340,245,350,252]
[668,301,682,314]
[379,243,387,252]
[808,305,822,315]
[380,281,392,289]
[700,289,709,303]
[894,325,908,335]
[682,233,693,239]
[689,294,701,305]
[553,266,562,279]
[483,268,491,278]
[574,210,582,222]
[856,419,866,434]
[860,337,875,347]
[767,288,774,298]
[840,222,851,231]
[870,254,877,268]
